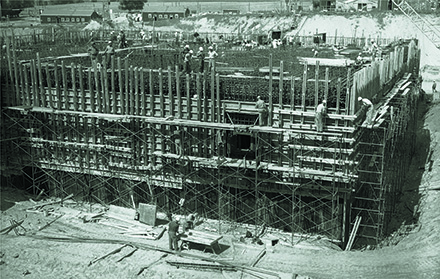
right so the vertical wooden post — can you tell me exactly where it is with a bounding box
[111,56,116,114]
[140,68,145,116]
[129,66,135,115]
[102,58,110,114]
[345,68,351,115]
[24,64,31,106]
[31,60,38,106]
[61,61,68,109]
[176,65,181,118]
[336,77,342,114]
[45,64,53,108]
[93,61,101,113]
[12,40,20,105]
[54,61,61,109]
[168,66,174,117]
[36,53,45,107]
[268,54,273,126]
[210,67,215,122]
[314,60,319,107]
[324,67,329,102]
[129,66,134,115]
[118,57,124,114]
[78,64,85,112]
[301,63,307,112]
[125,60,129,114]
[18,63,24,106]
[290,76,295,110]
[186,74,191,120]
[88,67,94,112]
[149,69,154,116]
[135,67,140,116]
[159,68,164,117]
[216,74,221,123]
[71,63,78,111]
[5,38,15,100]
[279,61,284,128]
[196,73,202,121]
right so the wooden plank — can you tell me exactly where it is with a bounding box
[336,77,341,114]
[71,63,78,111]
[138,203,157,226]
[78,64,85,112]
[12,40,20,105]
[88,67,94,112]
[93,61,101,113]
[125,60,129,114]
[30,60,37,106]
[129,66,134,115]
[176,65,181,118]
[159,68,164,117]
[301,63,307,113]
[24,64,31,106]
[45,63,53,108]
[168,65,174,117]
[314,60,319,107]
[149,69,154,116]
[186,74,191,120]
[135,67,140,115]
[37,53,45,107]
[61,61,68,109]
[324,67,329,102]
[196,73,202,121]
[89,244,129,266]
[103,58,110,113]
[141,66,146,116]
[5,37,14,102]
[345,68,351,115]
[268,53,273,126]
[54,61,61,109]
[111,56,117,114]
[211,66,215,122]
[118,57,124,114]
[18,62,25,106]
[216,74,221,123]
[279,61,284,128]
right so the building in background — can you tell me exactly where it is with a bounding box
[142,6,190,22]
[40,10,101,24]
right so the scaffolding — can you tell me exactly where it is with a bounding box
[1,38,421,247]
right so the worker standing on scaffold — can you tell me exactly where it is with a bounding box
[207,46,218,72]
[255,96,268,126]
[358,96,374,125]
[315,99,327,132]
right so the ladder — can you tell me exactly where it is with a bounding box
[345,215,362,251]
[392,0,440,48]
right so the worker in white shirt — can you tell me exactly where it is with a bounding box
[358,97,374,125]
[315,100,327,132]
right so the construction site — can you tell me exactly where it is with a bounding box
[1,1,440,279]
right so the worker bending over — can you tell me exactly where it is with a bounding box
[358,96,374,125]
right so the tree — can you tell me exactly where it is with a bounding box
[119,0,145,11]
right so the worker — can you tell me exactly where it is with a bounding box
[370,40,379,60]
[207,46,218,72]
[118,30,127,49]
[195,47,205,73]
[182,214,196,232]
[315,100,327,132]
[168,215,180,251]
[88,42,99,68]
[358,96,375,125]
[109,31,117,44]
[433,80,437,93]
[312,48,318,57]
[103,41,115,63]
[255,96,268,126]
[183,49,193,74]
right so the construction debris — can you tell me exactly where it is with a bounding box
[88,244,129,266]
